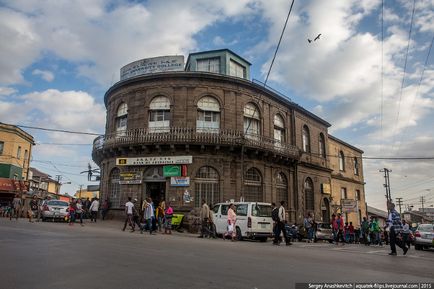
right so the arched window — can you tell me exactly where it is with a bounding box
[244,103,261,139]
[274,114,285,146]
[244,167,262,202]
[319,133,326,158]
[276,172,288,207]
[116,103,128,136]
[304,177,314,211]
[196,96,220,133]
[302,125,311,152]
[339,151,345,171]
[194,166,220,207]
[149,96,171,132]
[354,157,359,175]
[109,168,121,208]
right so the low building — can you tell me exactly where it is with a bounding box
[74,185,100,200]
[403,210,433,224]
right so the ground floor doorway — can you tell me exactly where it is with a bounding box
[144,182,166,207]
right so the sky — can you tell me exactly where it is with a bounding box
[0,0,433,211]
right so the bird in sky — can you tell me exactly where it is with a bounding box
[307,38,312,43]
[314,33,322,41]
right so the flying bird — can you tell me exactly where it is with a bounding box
[314,33,322,41]
[307,39,312,43]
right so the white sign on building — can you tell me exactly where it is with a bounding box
[120,56,184,80]
[116,156,192,166]
[171,177,190,187]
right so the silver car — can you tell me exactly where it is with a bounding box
[414,224,434,250]
[41,200,69,221]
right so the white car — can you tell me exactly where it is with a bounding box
[212,202,274,242]
[41,200,69,221]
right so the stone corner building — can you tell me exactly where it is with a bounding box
[92,49,367,226]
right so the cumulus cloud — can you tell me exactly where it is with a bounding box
[32,69,55,82]
[0,87,17,96]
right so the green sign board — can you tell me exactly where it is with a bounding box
[163,165,181,177]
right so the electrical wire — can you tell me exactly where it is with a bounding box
[391,0,416,150]
[264,0,295,85]
[3,123,102,136]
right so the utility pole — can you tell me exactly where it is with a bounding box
[380,168,392,211]
[420,196,425,212]
[55,175,62,194]
[79,185,83,199]
[396,197,403,215]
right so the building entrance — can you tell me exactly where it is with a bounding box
[145,182,166,207]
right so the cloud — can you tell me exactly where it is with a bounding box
[1,0,255,86]
[0,87,17,96]
[32,69,55,82]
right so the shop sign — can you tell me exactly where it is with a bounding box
[163,165,181,177]
[119,172,143,185]
[341,199,357,213]
[321,183,331,194]
[116,156,193,166]
[120,56,184,80]
[0,178,14,191]
[170,177,190,187]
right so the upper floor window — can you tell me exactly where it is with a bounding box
[24,150,28,162]
[244,103,260,139]
[229,59,246,78]
[341,187,347,200]
[197,58,220,73]
[304,177,314,211]
[354,157,359,175]
[0,141,4,155]
[17,146,21,159]
[149,96,171,132]
[319,133,326,158]
[356,189,361,201]
[197,96,220,133]
[274,114,285,145]
[339,151,345,171]
[302,125,311,153]
[116,103,128,136]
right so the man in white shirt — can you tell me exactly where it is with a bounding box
[89,198,100,222]
[122,197,135,232]
[273,201,292,246]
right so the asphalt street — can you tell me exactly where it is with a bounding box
[0,218,433,289]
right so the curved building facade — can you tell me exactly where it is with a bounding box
[92,49,366,225]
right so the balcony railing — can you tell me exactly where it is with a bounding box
[93,127,300,159]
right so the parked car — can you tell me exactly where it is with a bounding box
[41,200,69,221]
[212,202,274,242]
[298,222,334,243]
[413,224,434,250]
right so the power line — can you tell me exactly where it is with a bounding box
[396,34,434,154]
[391,0,416,150]
[264,0,295,85]
[5,123,102,136]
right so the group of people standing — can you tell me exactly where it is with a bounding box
[122,197,173,235]
[67,197,100,225]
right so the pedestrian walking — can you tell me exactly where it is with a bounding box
[76,199,84,226]
[122,197,135,232]
[156,200,165,232]
[84,197,91,219]
[387,201,408,256]
[68,199,77,226]
[348,222,355,243]
[198,199,210,238]
[223,203,237,241]
[273,201,291,246]
[89,198,99,222]
[143,198,155,234]
[28,195,38,223]
[331,214,337,241]
[304,213,314,243]
[402,220,411,249]
[361,217,370,245]
[164,202,173,234]
[271,203,279,242]
[371,217,382,246]
[207,202,216,238]
[11,194,22,220]
[101,199,110,220]
[334,213,345,245]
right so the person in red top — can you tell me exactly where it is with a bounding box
[335,213,345,245]
[349,222,355,243]
[68,199,77,226]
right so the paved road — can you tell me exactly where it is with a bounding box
[1,218,433,289]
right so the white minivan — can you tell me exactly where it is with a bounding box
[212,202,274,242]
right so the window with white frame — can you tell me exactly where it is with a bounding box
[194,166,220,207]
[116,103,128,136]
[196,96,220,133]
[304,177,314,211]
[243,103,260,139]
[197,58,220,73]
[319,133,326,158]
[354,157,359,175]
[149,96,171,132]
[341,187,347,200]
[17,146,21,159]
[274,114,285,145]
[244,167,263,202]
[229,59,246,78]
[339,151,345,171]
[302,125,311,153]
[276,172,288,207]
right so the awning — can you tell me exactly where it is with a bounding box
[0,178,28,193]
